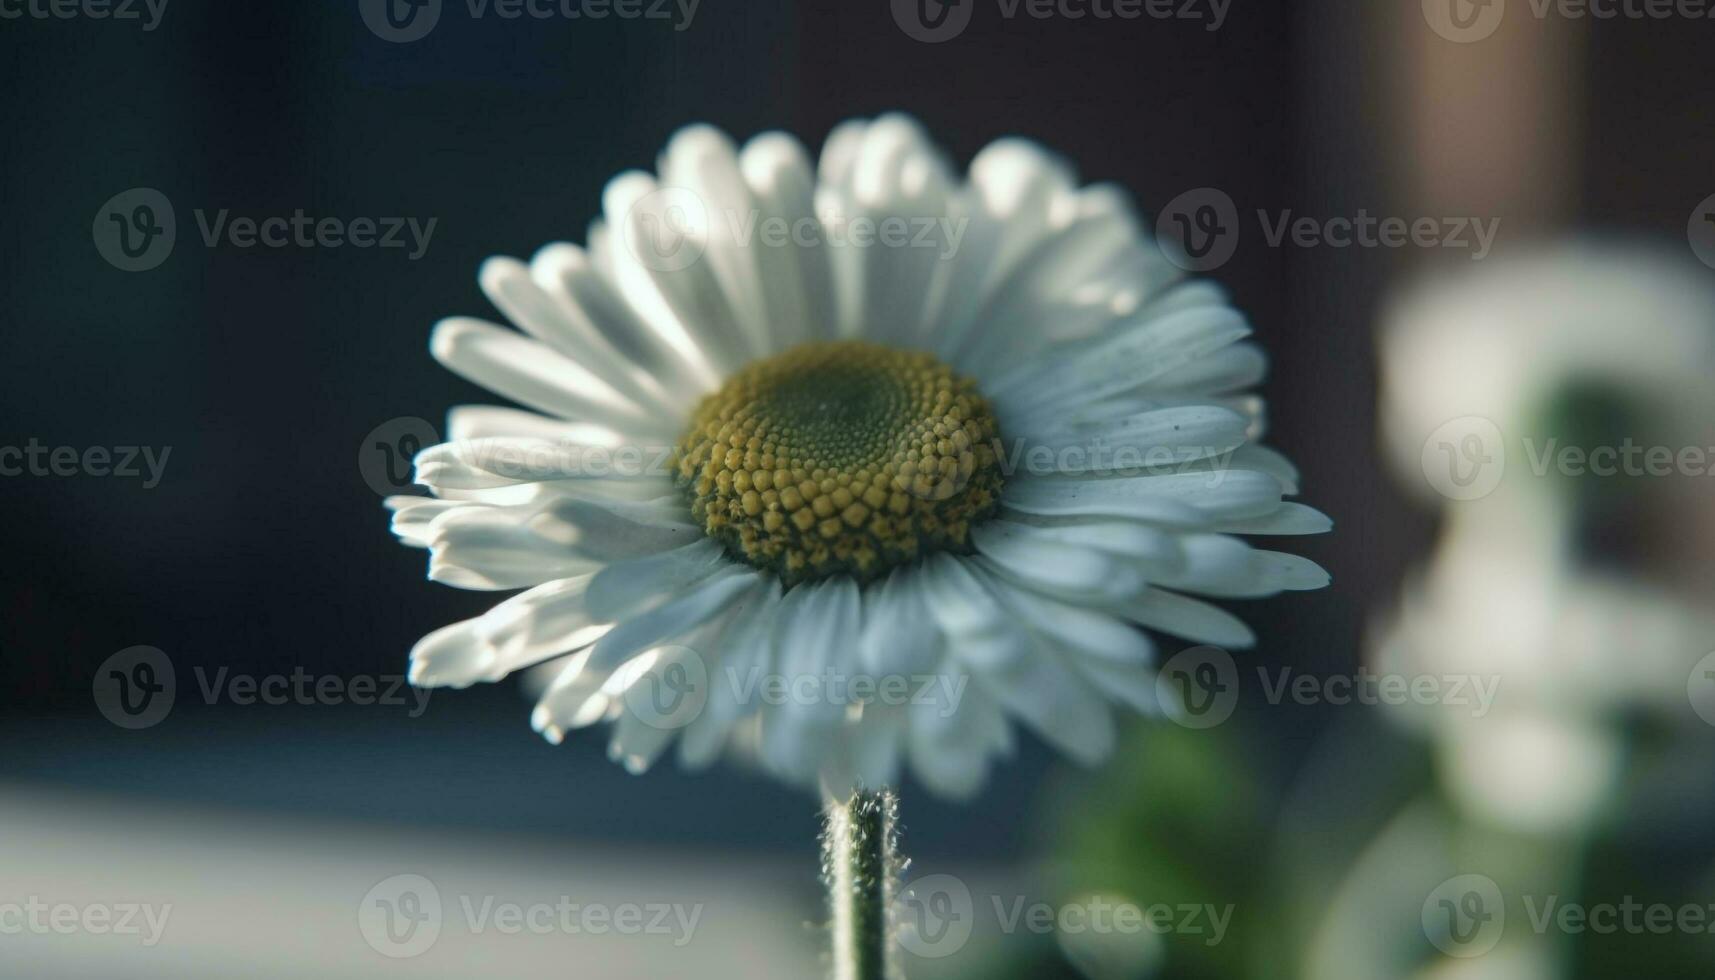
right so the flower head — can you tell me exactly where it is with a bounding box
[387,114,1330,799]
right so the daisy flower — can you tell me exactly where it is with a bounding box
[386,113,1330,802]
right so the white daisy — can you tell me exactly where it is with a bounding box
[386,113,1330,801]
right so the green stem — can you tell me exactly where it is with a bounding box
[823,787,900,980]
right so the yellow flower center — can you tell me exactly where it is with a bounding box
[673,340,1004,585]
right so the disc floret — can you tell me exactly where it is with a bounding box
[674,340,1004,585]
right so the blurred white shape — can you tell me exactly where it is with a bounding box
[1381,243,1715,511]
[1373,243,1715,835]
[1438,713,1622,835]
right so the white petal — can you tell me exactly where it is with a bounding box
[528,241,711,402]
[954,185,1162,374]
[430,317,672,439]
[409,573,606,688]
[907,663,999,800]
[608,705,677,775]
[1228,445,1300,494]
[970,524,1147,603]
[817,113,956,343]
[478,255,678,416]
[858,566,940,677]
[657,124,773,358]
[532,496,701,564]
[413,437,674,491]
[1001,405,1250,476]
[931,138,1078,360]
[965,636,1116,768]
[679,580,785,770]
[1154,534,1330,598]
[976,568,1153,665]
[423,505,598,591]
[446,405,623,447]
[816,117,870,187]
[1151,341,1267,395]
[584,538,729,621]
[740,131,838,348]
[1215,503,1333,536]
[986,297,1252,418]
[760,578,863,782]
[1002,469,1284,524]
[601,169,750,382]
[531,567,762,738]
[919,554,1033,669]
[1106,588,1256,648]
[385,495,461,548]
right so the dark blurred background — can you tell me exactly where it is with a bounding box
[3,2,1714,978]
